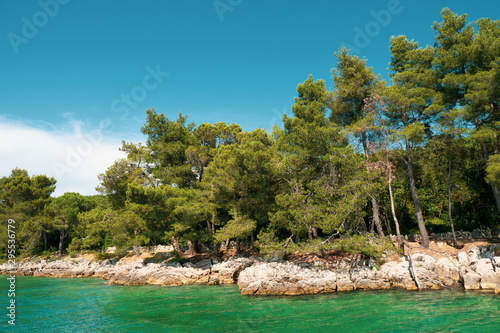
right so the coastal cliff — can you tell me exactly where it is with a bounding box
[2,242,499,296]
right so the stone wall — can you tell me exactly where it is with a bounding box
[390,228,500,243]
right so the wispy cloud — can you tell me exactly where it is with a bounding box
[0,117,126,197]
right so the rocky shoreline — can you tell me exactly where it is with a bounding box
[2,243,500,296]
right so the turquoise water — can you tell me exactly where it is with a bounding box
[1,276,500,332]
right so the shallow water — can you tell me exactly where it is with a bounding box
[1,276,499,332]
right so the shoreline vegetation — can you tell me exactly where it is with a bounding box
[2,234,500,296]
[2,8,500,299]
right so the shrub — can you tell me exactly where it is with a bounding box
[42,246,57,259]
[167,251,189,264]
[256,232,396,260]
[69,251,80,258]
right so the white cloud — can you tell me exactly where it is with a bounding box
[0,117,127,197]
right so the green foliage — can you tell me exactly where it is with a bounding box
[42,246,57,259]
[333,235,395,258]
[213,209,256,243]
[69,251,79,258]
[0,169,56,256]
[331,47,384,128]
[255,229,287,258]
[4,9,500,259]
[486,155,500,187]
[256,233,395,260]
[141,109,197,187]
[167,251,189,264]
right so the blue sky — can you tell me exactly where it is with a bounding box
[1,0,499,196]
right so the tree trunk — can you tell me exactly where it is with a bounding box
[307,226,318,240]
[387,154,402,250]
[187,240,196,256]
[171,236,181,254]
[133,245,141,257]
[371,195,384,236]
[59,229,66,258]
[406,144,429,248]
[447,158,458,247]
[403,240,422,291]
[384,210,392,234]
[213,242,219,260]
[43,230,47,252]
[477,125,500,214]
[361,132,384,236]
[250,230,255,248]
[492,186,500,214]
[211,211,216,235]
[356,205,368,233]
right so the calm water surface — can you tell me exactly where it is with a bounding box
[1,276,499,332]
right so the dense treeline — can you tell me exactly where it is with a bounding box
[1,9,499,258]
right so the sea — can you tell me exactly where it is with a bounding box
[1,276,499,332]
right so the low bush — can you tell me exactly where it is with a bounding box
[257,232,396,260]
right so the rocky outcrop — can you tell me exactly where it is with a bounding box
[1,258,98,278]
[2,244,499,296]
[101,257,254,286]
[461,245,500,291]
[238,262,338,295]
[237,245,500,295]
[208,258,254,285]
[103,261,212,286]
[0,256,254,287]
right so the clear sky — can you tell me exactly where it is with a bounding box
[1,0,499,196]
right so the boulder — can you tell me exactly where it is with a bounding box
[492,257,500,268]
[480,273,500,290]
[468,247,480,264]
[207,275,220,285]
[212,258,254,284]
[238,262,339,295]
[324,279,337,293]
[355,279,390,290]
[402,279,418,290]
[434,257,461,285]
[421,255,437,271]
[463,272,481,290]
[336,279,354,292]
[457,251,469,267]
[378,259,413,289]
[350,267,376,282]
[470,258,499,290]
